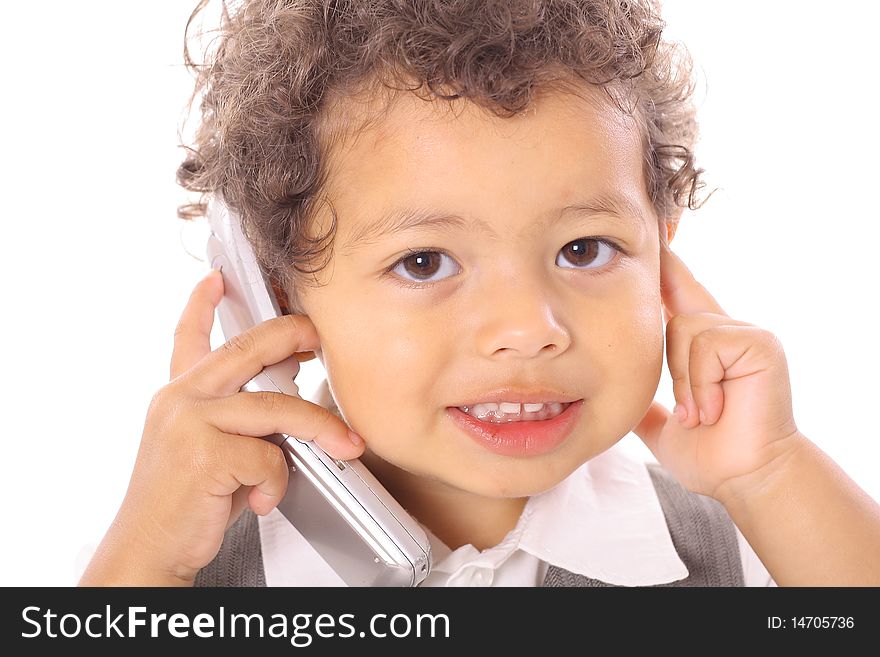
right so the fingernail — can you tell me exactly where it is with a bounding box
[348,430,363,446]
[673,403,686,422]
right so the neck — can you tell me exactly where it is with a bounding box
[359,447,528,552]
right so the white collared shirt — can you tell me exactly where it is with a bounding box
[258,436,776,587]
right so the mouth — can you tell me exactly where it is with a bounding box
[455,401,572,423]
[446,399,585,457]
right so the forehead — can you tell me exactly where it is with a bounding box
[315,82,647,242]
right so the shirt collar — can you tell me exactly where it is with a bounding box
[521,440,689,585]
[315,378,689,586]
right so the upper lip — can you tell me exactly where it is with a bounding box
[450,388,582,407]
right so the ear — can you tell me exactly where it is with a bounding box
[270,276,293,315]
[660,208,683,325]
[270,274,310,317]
[664,206,684,244]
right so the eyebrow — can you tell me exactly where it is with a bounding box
[340,192,648,254]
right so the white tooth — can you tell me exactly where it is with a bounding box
[471,402,500,417]
[523,403,544,413]
[499,402,521,414]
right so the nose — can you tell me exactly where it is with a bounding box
[473,278,572,360]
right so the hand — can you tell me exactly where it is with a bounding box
[633,240,802,503]
[83,269,364,585]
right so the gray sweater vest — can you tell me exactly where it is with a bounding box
[194,462,744,587]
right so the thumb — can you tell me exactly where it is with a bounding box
[633,401,670,463]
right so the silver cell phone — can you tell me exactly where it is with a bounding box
[205,196,431,586]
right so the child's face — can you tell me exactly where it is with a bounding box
[296,83,664,499]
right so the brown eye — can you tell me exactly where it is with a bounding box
[556,238,618,270]
[402,252,440,277]
[391,250,459,283]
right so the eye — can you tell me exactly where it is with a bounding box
[555,238,620,270]
[387,249,461,285]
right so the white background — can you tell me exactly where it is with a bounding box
[1,1,877,586]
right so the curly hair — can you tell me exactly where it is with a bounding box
[177,0,709,313]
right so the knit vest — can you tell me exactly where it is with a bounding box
[194,462,744,587]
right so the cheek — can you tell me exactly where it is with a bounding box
[564,266,663,434]
[595,275,664,422]
[310,296,445,434]
[624,271,665,356]
[622,296,665,386]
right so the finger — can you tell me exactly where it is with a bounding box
[226,486,253,531]
[660,240,727,320]
[186,313,320,397]
[196,390,366,461]
[204,431,291,516]
[687,325,767,426]
[666,313,753,428]
[293,351,318,363]
[170,269,224,380]
[633,400,671,462]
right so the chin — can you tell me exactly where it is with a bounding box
[451,465,573,498]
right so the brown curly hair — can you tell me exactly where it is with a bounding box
[177,0,709,313]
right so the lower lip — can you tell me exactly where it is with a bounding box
[446,400,584,457]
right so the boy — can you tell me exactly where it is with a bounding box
[80,0,880,586]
